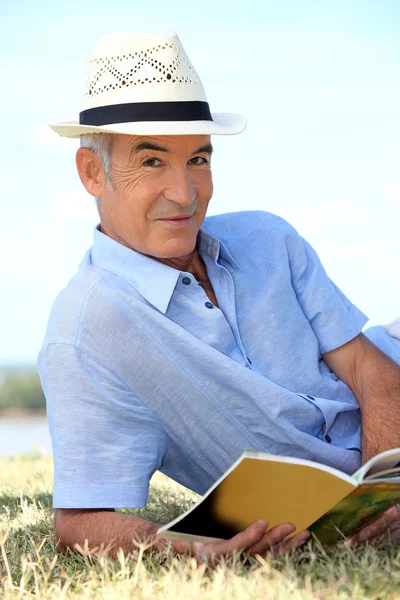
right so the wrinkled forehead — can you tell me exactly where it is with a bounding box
[112,133,213,158]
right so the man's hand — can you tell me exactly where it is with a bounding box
[347,504,400,546]
[55,509,309,563]
[192,520,310,565]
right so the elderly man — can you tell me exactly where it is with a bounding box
[39,31,400,560]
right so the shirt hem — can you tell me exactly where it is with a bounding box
[53,484,149,509]
[319,306,369,355]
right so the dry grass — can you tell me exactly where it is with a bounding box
[2,454,400,598]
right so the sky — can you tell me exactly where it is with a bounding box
[1,0,400,364]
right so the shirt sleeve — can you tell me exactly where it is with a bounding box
[38,342,167,509]
[285,227,369,354]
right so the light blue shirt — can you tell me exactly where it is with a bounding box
[39,210,370,509]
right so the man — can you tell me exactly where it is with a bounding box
[39,31,400,560]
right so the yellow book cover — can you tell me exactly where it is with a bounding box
[158,449,400,545]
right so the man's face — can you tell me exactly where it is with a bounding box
[99,134,213,259]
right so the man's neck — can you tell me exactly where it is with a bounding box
[99,224,219,306]
[154,248,209,283]
[155,248,219,308]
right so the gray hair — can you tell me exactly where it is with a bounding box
[80,133,114,184]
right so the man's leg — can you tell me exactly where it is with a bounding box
[363,318,400,365]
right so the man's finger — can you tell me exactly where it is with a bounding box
[193,520,269,563]
[271,529,311,556]
[248,522,296,555]
[381,521,400,546]
[348,504,400,545]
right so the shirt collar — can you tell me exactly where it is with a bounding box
[91,225,238,314]
[197,229,240,269]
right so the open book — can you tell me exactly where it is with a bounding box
[157,448,400,546]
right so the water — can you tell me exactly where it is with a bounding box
[0,416,52,456]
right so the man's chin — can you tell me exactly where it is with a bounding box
[148,238,199,262]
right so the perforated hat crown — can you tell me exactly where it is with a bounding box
[50,31,246,137]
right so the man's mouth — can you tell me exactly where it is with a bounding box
[158,215,194,227]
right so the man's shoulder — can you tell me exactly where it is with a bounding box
[41,246,140,353]
[40,251,105,348]
[40,246,149,364]
[202,210,297,251]
[203,210,293,234]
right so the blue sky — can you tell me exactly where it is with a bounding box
[2,0,400,363]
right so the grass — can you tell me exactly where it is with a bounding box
[2,455,400,598]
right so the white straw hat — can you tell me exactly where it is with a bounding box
[50,31,246,137]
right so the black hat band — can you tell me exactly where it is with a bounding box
[79,101,213,126]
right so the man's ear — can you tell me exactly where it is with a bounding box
[76,148,106,198]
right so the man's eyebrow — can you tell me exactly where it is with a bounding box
[129,141,214,160]
[193,143,213,155]
[130,141,169,158]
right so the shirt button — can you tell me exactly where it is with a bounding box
[325,434,332,443]
[205,301,214,309]
[307,395,315,401]
[182,277,191,285]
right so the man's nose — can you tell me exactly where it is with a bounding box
[163,167,196,206]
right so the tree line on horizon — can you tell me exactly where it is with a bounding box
[0,369,46,413]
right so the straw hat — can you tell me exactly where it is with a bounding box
[50,31,246,137]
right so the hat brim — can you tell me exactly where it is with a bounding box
[49,113,246,138]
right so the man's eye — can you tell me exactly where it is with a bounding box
[189,156,209,166]
[143,158,162,168]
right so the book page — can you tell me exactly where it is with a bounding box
[364,468,400,481]
[353,448,400,482]
[310,481,400,544]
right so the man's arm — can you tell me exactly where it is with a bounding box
[54,509,310,562]
[322,333,400,463]
[54,509,167,557]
